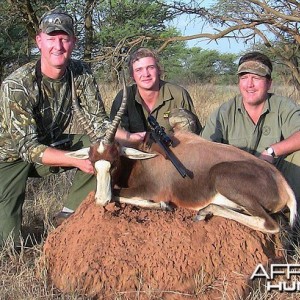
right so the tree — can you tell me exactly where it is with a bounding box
[7,0,295,87]
[164,47,237,84]
[0,0,33,80]
[0,0,182,82]
[86,0,178,80]
[157,0,300,89]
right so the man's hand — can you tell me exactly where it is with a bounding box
[74,159,95,174]
[42,147,95,174]
[115,128,146,146]
[129,132,146,143]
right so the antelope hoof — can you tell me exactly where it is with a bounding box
[194,210,210,222]
[194,214,205,222]
[160,201,173,211]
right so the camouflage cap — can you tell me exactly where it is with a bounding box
[39,8,74,36]
[237,60,271,77]
[168,108,199,133]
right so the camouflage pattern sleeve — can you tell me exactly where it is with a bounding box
[0,60,111,164]
[0,63,47,164]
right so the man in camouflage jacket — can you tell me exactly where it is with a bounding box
[0,7,144,247]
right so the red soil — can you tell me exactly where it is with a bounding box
[43,192,287,299]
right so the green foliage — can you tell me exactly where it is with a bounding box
[161,47,239,85]
[0,0,242,85]
[72,0,181,81]
[0,1,30,79]
[91,0,173,51]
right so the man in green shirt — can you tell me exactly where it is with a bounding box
[110,47,202,135]
[202,51,300,209]
[0,7,143,247]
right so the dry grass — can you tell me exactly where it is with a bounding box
[1,83,300,299]
[100,81,300,123]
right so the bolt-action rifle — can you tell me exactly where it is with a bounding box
[148,115,187,178]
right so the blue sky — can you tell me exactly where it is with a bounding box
[170,14,247,54]
[168,1,248,54]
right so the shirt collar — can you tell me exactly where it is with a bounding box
[134,80,172,110]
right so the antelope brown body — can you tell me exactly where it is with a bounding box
[82,130,297,234]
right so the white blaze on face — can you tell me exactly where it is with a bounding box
[98,141,105,154]
[94,160,112,206]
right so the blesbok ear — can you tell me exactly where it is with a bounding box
[120,146,157,160]
[65,148,90,159]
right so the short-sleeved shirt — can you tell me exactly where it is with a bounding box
[0,59,109,163]
[201,93,300,156]
[110,80,201,134]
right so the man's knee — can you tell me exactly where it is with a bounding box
[277,151,300,200]
[168,108,202,134]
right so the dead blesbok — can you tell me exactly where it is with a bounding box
[68,74,297,234]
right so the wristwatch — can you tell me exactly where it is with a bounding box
[266,147,276,158]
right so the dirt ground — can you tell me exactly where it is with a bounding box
[43,192,288,299]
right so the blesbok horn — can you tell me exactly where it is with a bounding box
[103,71,128,145]
[70,71,99,143]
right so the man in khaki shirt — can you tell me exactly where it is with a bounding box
[202,51,300,208]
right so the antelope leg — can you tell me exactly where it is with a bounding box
[195,204,279,234]
[112,196,173,211]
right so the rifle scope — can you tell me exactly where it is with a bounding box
[148,115,173,147]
